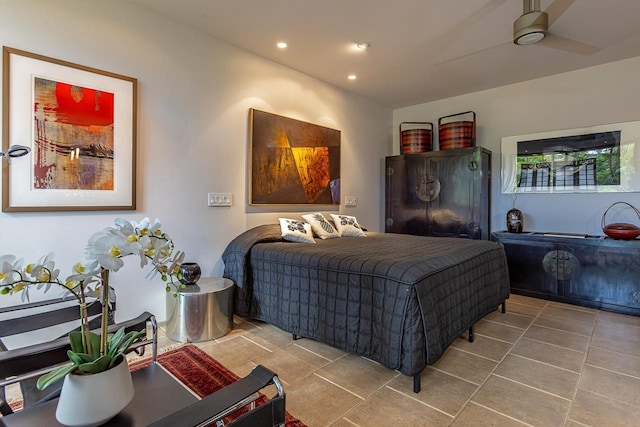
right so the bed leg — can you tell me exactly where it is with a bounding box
[413,374,421,393]
[292,334,301,340]
[468,325,474,343]
[501,301,506,313]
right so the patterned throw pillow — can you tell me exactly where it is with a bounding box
[329,214,366,237]
[302,213,341,239]
[278,218,316,244]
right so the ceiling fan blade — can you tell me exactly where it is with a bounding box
[431,0,508,55]
[544,0,577,26]
[542,33,600,55]
[458,0,510,30]
[435,39,512,65]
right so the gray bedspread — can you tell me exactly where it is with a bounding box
[222,224,510,376]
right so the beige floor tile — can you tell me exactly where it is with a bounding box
[494,354,580,400]
[451,402,529,426]
[597,310,640,327]
[285,374,363,426]
[483,311,535,329]
[472,375,571,427]
[451,335,514,362]
[314,354,398,399]
[475,319,526,343]
[342,387,453,427]
[523,324,590,352]
[507,294,549,308]
[507,301,544,317]
[293,337,348,361]
[214,317,260,342]
[534,314,595,336]
[243,323,294,350]
[585,346,640,378]
[511,338,585,373]
[387,367,478,416]
[252,343,331,386]
[431,347,498,385]
[197,335,271,369]
[548,301,600,314]
[594,320,640,341]
[590,334,640,358]
[569,389,640,427]
[579,365,640,407]
[540,305,598,324]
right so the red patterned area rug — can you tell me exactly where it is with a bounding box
[130,344,307,426]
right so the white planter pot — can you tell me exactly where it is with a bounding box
[55,357,134,427]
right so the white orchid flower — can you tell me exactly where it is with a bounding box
[0,255,22,286]
[64,260,101,292]
[132,217,162,238]
[86,231,141,271]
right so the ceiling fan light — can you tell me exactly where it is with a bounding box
[513,9,548,45]
[516,32,545,45]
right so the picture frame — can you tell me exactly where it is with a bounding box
[501,120,640,194]
[2,47,137,212]
[249,108,341,206]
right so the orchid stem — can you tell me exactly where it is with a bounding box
[100,268,110,357]
[79,283,92,355]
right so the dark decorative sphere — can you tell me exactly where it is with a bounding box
[179,262,201,285]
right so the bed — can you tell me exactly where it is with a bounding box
[222,224,510,392]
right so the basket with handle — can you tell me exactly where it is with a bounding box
[601,201,640,240]
[399,122,433,154]
[438,111,476,150]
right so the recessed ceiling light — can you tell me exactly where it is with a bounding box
[356,42,370,50]
[276,42,288,49]
[348,74,357,80]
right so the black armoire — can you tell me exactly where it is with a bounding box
[385,147,491,240]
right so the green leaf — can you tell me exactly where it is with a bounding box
[68,331,101,359]
[78,355,113,374]
[107,327,127,357]
[68,331,85,353]
[113,330,146,357]
[36,364,76,390]
[67,350,95,365]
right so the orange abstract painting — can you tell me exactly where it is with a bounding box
[250,109,340,205]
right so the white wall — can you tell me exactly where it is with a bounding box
[394,56,640,236]
[0,0,391,322]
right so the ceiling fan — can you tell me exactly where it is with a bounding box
[436,0,600,64]
[513,0,599,54]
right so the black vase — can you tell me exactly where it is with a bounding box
[506,208,523,233]
[179,262,201,285]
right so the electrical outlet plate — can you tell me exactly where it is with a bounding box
[208,193,232,207]
[344,196,357,207]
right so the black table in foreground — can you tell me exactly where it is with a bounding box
[1,363,197,427]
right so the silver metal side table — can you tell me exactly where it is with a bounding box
[166,277,234,342]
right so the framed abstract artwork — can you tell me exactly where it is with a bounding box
[249,109,341,206]
[2,47,137,212]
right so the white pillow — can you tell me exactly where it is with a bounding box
[302,213,341,239]
[330,214,366,237]
[278,218,316,244]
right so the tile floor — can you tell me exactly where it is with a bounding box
[174,294,640,427]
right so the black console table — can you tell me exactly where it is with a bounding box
[492,231,640,316]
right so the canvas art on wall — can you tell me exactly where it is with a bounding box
[249,109,341,205]
[2,47,137,212]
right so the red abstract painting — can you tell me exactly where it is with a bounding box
[33,77,115,190]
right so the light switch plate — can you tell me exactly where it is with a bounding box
[208,193,232,207]
[344,196,357,207]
